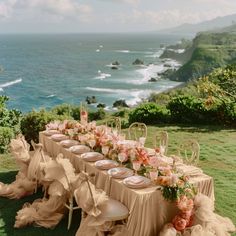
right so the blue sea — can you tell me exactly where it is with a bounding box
[0,33,184,112]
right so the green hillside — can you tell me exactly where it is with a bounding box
[160,26,236,81]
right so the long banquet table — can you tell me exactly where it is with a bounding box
[39,132,215,236]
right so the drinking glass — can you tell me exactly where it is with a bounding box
[118,153,126,166]
[149,171,158,182]
[139,137,146,147]
[132,161,141,175]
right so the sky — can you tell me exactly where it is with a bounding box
[0,0,236,33]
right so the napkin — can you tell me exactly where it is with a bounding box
[127,176,144,185]
[178,165,203,176]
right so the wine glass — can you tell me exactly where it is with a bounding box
[139,137,146,147]
[118,153,126,166]
[132,161,141,175]
[149,171,158,182]
[102,146,109,156]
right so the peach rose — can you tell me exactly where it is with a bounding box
[148,156,159,168]
[177,195,194,212]
[172,215,187,231]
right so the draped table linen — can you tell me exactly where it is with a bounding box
[39,132,215,236]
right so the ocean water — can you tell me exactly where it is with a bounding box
[0,33,183,112]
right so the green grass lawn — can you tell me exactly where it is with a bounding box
[0,125,236,235]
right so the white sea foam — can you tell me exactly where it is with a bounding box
[145,49,163,58]
[0,78,22,89]
[96,49,100,52]
[46,94,56,98]
[95,71,111,80]
[127,64,165,85]
[167,48,185,54]
[115,50,130,53]
[86,87,127,94]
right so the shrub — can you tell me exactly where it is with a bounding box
[128,103,170,125]
[51,103,81,120]
[167,95,210,124]
[215,101,236,126]
[0,127,14,153]
[89,109,106,121]
[21,109,71,144]
[0,96,22,132]
[112,109,128,118]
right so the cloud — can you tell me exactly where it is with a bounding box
[0,0,16,18]
[0,0,93,22]
[99,0,139,5]
[117,7,236,29]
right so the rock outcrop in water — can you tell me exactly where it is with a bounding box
[132,59,144,65]
[113,100,129,108]
[86,96,97,104]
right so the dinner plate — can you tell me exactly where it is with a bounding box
[117,140,137,146]
[51,134,68,142]
[60,139,79,148]
[43,129,61,136]
[69,145,91,154]
[81,152,104,162]
[95,160,119,170]
[108,167,133,179]
[123,176,151,189]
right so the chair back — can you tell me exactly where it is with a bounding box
[128,122,147,142]
[178,139,200,165]
[106,117,121,134]
[154,131,168,155]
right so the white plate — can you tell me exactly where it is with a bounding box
[43,130,61,136]
[117,140,137,146]
[51,134,68,142]
[60,139,79,148]
[69,145,91,154]
[81,152,104,162]
[95,160,119,170]
[123,176,151,189]
[108,167,133,179]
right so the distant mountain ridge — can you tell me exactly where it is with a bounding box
[158,13,236,35]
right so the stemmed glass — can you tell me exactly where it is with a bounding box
[149,171,158,182]
[139,137,146,147]
[118,153,126,166]
[132,161,141,175]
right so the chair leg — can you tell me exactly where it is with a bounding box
[67,197,73,230]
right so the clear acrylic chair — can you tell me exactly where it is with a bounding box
[154,131,169,155]
[128,122,147,143]
[177,139,200,166]
[106,117,121,134]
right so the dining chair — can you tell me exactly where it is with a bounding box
[177,139,200,165]
[74,172,129,236]
[128,122,147,143]
[106,117,121,134]
[154,131,169,155]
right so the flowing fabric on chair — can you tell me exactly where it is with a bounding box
[159,194,235,236]
[128,122,147,145]
[0,135,36,199]
[14,153,78,228]
[74,172,129,236]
